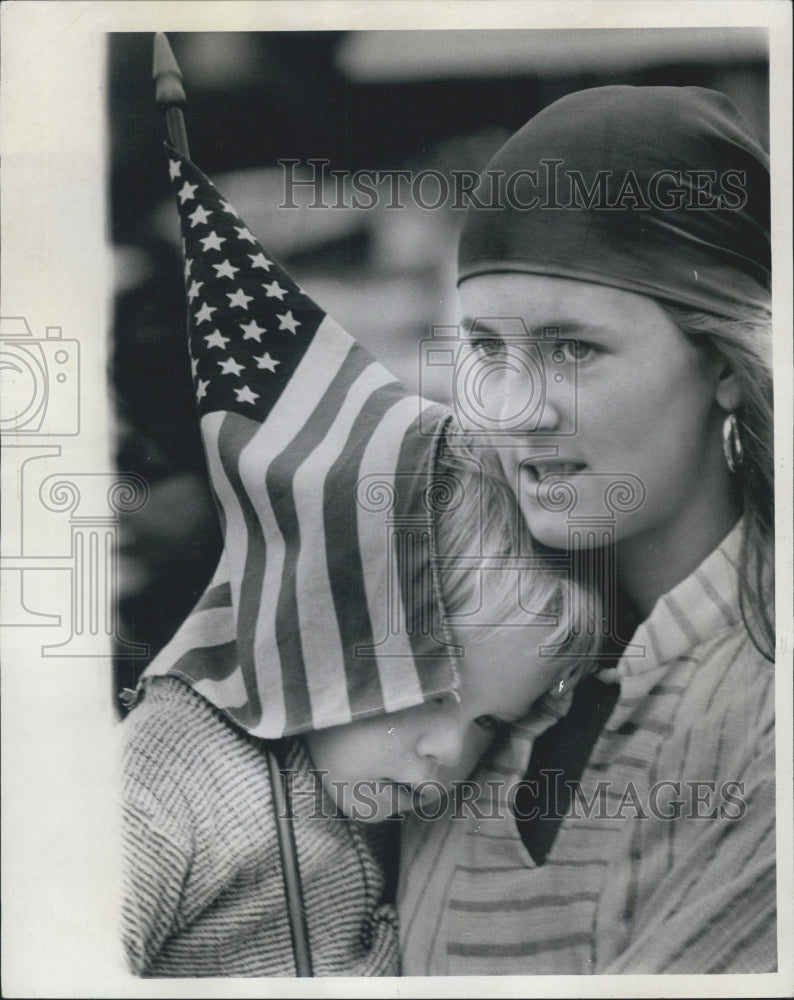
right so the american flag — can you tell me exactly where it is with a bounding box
[141,147,459,738]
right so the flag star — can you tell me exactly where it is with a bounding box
[235,386,260,405]
[213,259,240,280]
[196,378,210,400]
[263,280,288,301]
[219,356,245,377]
[187,280,203,302]
[190,356,199,377]
[220,200,240,218]
[277,310,301,334]
[188,205,212,227]
[227,288,254,310]
[200,231,226,252]
[240,319,266,342]
[184,257,193,278]
[195,302,217,325]
[255,352,280,373]
[235,226,257,244]
[204,329,230,350]
[169,159,182,180]
[249,252,274,271]
[178,181,199,204]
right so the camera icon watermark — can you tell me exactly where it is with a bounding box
[0,314,146,657]
[0,317,80,436]
[418,320,578,437]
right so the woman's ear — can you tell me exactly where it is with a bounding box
[713,364,742,412]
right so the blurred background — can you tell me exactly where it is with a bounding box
[109,28,769,702]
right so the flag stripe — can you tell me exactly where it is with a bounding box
[393,407,455,687]
[294,360,399,728]
[264,345,376,732]
[324,383,432,720]
[194,665,250,712]
[242,319,360,737]
[202,411,246,618]
[354,398,438,712]
[193,581,232,613]
[172,641,239,684]
[321,382,401,721]
[145,606,237,678]
[216,412,270,728]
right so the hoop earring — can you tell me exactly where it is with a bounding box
[550,677,567,698]
[722,412,744,473]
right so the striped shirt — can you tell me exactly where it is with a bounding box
[121,677,399,977]
[398,523,776,974]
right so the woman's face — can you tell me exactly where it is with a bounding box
[456,274,734,562]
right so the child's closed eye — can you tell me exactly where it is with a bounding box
[473,714,507,733]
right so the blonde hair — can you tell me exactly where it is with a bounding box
[659,301,775,661]
[432,428,601,665]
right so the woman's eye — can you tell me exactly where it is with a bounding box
[555,340,597,363]
[474,714,505,733]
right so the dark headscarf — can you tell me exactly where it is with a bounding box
[458,86,770,318]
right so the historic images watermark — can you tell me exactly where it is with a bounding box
[279,158,750,212]
[0,317,80,436]
[279,769,749,823]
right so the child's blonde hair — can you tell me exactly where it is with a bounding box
[432,428,601,668]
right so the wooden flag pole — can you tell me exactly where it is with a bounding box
[267,747,315,977]
[150,32,314,977]
[152,33,190,158]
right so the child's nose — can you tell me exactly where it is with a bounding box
[414,719,466,769]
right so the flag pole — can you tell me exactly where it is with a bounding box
[150,32,314,977]
[152,33,190,158]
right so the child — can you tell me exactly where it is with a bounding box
[120,148,597,977]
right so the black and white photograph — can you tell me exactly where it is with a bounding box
[1,2,792,997]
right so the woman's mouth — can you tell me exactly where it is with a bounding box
[523,462,586,483]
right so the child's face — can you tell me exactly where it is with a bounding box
[304,627,564,823]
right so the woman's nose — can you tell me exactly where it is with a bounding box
[529,396,562,432]
[500,367,562,433]
[414,719,466,769]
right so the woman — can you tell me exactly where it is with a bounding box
[398,85,775,974]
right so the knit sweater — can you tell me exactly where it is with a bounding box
[121,676,400,977]
[398,523,776,974]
